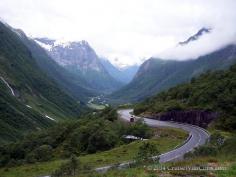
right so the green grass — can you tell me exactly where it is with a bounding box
[80,138,180,168]
[81,130,236,177]
[25,93,74,121]
[86,157,235,177]
[0,22,87,143]
[216,163,236,177]
[87,103,106,110]
[81,127,187,168]
[0,127,187,177]
[85,167,154,177]
[0,160,64,177]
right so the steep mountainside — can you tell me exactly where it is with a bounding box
[14,30,96,102]
[100,58,139,84]
[110,44,236,103]
[134,63,236,131]
[0,80,53,144]
[0,22,86,142]
[34,38,123,93]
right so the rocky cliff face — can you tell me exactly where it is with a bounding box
[146,110,218,128]
[34,38,123,93]
[34,38,103,71]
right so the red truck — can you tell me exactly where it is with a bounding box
[130,116,134,122]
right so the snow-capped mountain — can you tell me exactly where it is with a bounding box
[34,38,99,68]
[34,38,123,93]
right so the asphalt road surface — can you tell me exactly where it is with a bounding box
[118,109,210,162]
[95,109,209,172]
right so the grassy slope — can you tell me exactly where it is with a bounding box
[0,22,87,143]
[17,30,96,102]
[0,127,187,177]
[88,162,236,177]
[0,22,84,118]
[0,81,52,144]
[84,131,236,177]
[87,103,106,110]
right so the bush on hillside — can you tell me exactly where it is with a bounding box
[135,142,160,164]
[0,107,153,167]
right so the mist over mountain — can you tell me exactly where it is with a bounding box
[1,1,236,176]
[110,29,236,103]
[178,27,211,45]
[158,27,236,60]
[100,58,139,84]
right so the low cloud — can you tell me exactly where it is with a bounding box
[0,0,236,66]
[158,25,236,60]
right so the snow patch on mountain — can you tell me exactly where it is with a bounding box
[35,40,53,51]
[34,38,90,51]
[45,115,56,121]
[54,39,72,48]
[0,76,15,96]
[26,105,32,109]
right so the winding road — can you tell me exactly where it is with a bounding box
[95,109,210,172]
[118,109,210,162]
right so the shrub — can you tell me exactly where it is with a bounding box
[135,142,160,164]
[184,145,217,159]
[32,145,53,161]
[127,119,153,139]
[51,155,79,177]
[210,132,225,148]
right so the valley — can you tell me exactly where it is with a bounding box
[87,95,108,110]
[1,3,236,177]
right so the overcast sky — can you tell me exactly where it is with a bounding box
[0,0,236,67]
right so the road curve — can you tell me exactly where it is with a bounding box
[95,109,209,172]
[118,109,210,163]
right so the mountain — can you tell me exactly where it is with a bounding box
[13,30,96,102]
[179,27,211,45]
[34,38,124,93]
[100,58,139,84]
[0,21,86,143]
[0,79,53,144]
[110,44,236,103]
[134,63,236,131]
